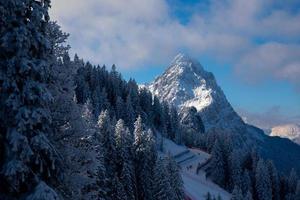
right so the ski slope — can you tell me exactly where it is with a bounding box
[161,137,231,200]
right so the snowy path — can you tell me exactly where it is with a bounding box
[182,171,230,200]
[161,138,230,200]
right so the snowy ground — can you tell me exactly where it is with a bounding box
[161,138,231,200]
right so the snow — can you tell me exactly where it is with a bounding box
[270,124,300,145]
[161,137,231,200]
[148,53,246,135]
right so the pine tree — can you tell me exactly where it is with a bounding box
[0,0,59,197]
[165,154,184,200]
[266,160,280,200]
[97,110,116,198]
[241,170,252,195]
[152,158,175,200]
[111,174,127,200]
[230,150,243,191]
[25,181,60,200]
[124,95,135,131]
[287,168,298,194]
[115,119,135,200]
[231,186,243,200]
[151,96,163,130]
[207,138,229,187]
[116,96,125,120]
[255,159,272,200]
[170,106,181,142]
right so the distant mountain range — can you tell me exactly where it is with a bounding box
[269,124,300,145]
[148,53,300,173]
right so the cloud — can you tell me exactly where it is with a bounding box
[234,43,300,88]
[237,106,300,130]
[49,0,300,89]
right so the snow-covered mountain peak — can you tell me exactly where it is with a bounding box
[169,53,205,76]
[148,54,245,133]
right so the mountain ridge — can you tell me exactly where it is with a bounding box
[148,53,300,174]
[149,53,246,135]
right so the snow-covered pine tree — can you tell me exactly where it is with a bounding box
[133,116,158,200]
[115,119,135,200]
[46,21,80,141]
[266,160,280,200]
[206,138,228,187]
[143,129,158,199]
[0,0,60,197]
[25,181,60,200]
[97,110,117,198]
[229,150,243,191]
[152,158,175,200]
[255,159,272,200]
[165,154,184,200]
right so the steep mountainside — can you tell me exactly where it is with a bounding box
[149,53,246,134]
[270,124,300,145]
[148,53,300,174]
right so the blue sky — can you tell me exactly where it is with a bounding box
[50,0,300,128]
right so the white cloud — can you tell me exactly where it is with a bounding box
[49,0,300,88]
[235,43,300,87]
[238,106,300,130]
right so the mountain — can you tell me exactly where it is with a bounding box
[148,53,300,174]
[270,124,300,145]
[149,53,246,135]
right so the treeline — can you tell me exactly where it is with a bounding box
[73,58,183,143]
[0,1,184,199]
[205,134,300,200]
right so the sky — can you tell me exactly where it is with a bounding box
[50,0,300,129]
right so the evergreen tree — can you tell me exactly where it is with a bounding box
[0,0,59,197]
[267,160,280,200]
[115,119,135,200]
[170,106,180,142]
[230,150,243,191]
[288,168,298,194]
[124,95,135,131]
[25,181,60,200]
[97,110,116,198]
[151,96,163,130]
[152,158,175,200]
[241,170,252,195]
[207,138,230,188]
[111,174,127,200]
[115,96,125,120]
[165,154,184,200]
[231,186,243,200]
[255,159,272,200]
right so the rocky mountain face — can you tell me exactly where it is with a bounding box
[270,124,300,145]
[148,53,300,173]
[149,53,249,136]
